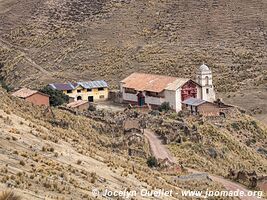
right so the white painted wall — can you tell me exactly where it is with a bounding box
[196,85,202,99]
[121,88,165,106]
[164,90,176,110]
[196,68,216,102]
[201,85,216,102]
[122,89,138,102]
[145,95,165,105]
[176,88,182,112]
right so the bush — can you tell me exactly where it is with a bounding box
[147,156,158,168]
[88,104,96,111]
[158,102,171,112]
[40,86,69,106]
[231,122,239,131]
[0,63,13,92]
[0,80,13,92]
[19,160,25,166]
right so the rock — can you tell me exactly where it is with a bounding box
[175,173,211,182]
[207,147,218,159]
[257,147,267,157]
[149,110,160,116]
[183,125,191,136]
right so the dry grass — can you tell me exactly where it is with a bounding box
[0,0,266,93]
[0,87,201,199]
[0,191,21,200]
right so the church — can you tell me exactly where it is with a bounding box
[120,64,216,112]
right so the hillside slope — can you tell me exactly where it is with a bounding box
[0,0,266,92]
[1,87,232,199]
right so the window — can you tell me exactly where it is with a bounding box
[125,88,136,94]
[206,88,209,94]
[88,96,94,102]
[146,91,164,98]
[205,76,209,85]
[77,96,82,100]
[98,87,104,91]
[87,88,92,92]
[77,90,81,93]
[67,90,72,94]
[99,95,105,99]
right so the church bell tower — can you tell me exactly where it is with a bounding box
[196,64,216,102]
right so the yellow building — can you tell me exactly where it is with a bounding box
[49,81,109,102]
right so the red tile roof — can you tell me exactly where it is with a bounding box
[120,73,178,92]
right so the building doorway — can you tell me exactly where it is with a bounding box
[88,96,94,102]
[137,92,145,106]
[77,96,82,101]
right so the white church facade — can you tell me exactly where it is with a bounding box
[120,64,216,112]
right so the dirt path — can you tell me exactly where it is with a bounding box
[210,175,260,200]
[144,129,176,163]
[144,129,261,200]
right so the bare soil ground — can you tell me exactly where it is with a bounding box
[95,101,126,112]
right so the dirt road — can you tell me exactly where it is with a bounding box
[144,129,176,163]
[144,129,261,200]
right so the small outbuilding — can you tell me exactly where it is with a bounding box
[66,100,89,112]
[182,97,220,117]
[12,88,50,106]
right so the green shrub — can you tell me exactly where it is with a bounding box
[0,80,13,92]
[231,122,240,130]
[40,86,69,106]
[0,63,13,92]
[158,102,171,112]
[88,104,96,111]
[147,156,158,168]
[0,65,13,92]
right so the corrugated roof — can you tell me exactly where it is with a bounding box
[77,80,108,89]
[49,83,75,91]
[182,97,206,106]
[67,100,88,108]
[120,73,178,93]
[12,88,49,98]
[50,80,108,91]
